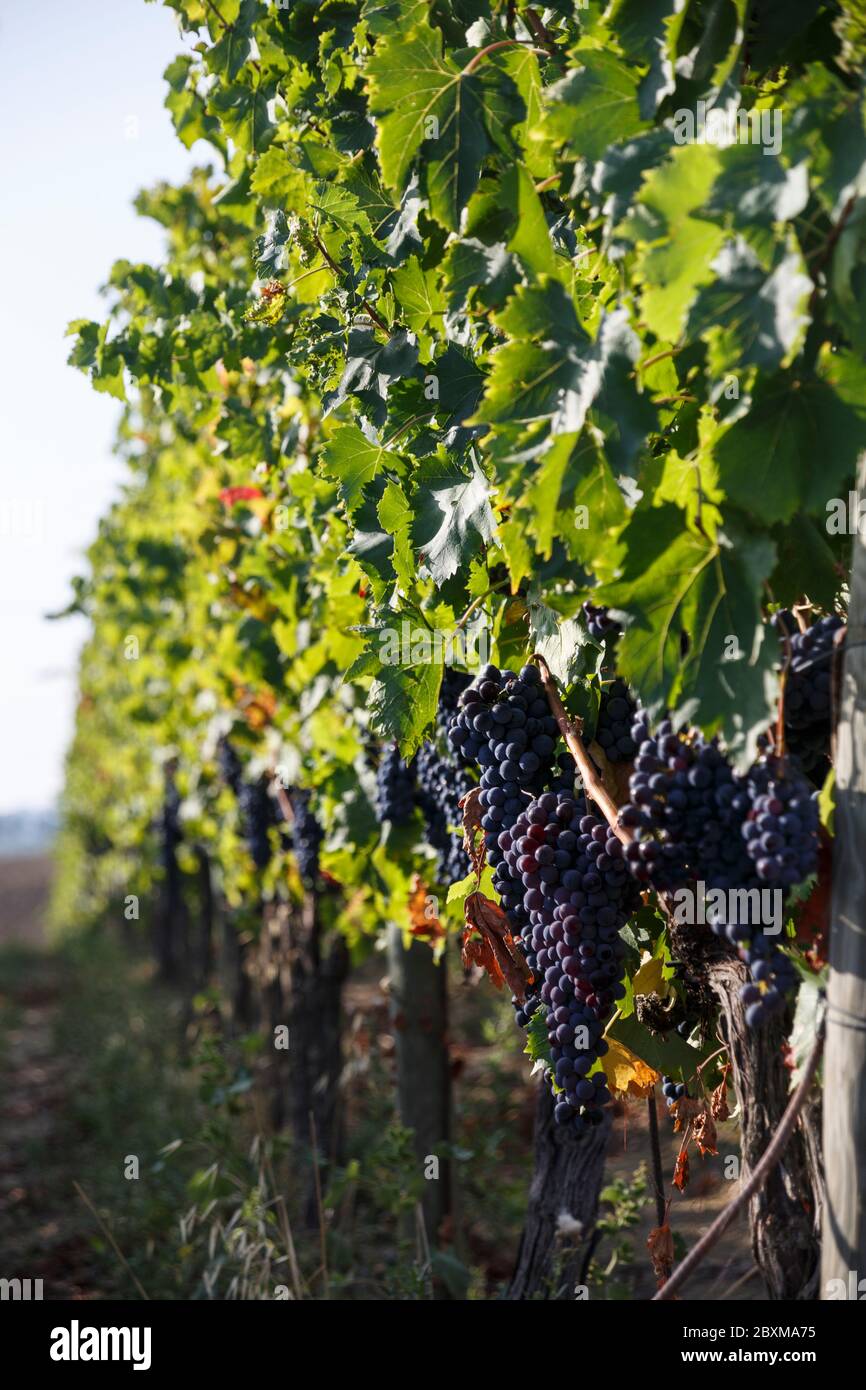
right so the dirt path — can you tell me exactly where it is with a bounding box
[0,854,54,948]
[0,855,100,1299]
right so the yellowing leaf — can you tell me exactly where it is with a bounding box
[630,952,671,1000]
[601,1037,661,1098]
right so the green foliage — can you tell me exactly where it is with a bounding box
[59,0,860,985]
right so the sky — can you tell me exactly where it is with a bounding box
[0,0,211,813]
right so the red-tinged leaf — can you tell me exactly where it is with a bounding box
[647,1221,674,1289]
[461,786,486,879]
[220,486,264,507]
[461,925,505,987]
[793,831,832,968]
[671,1095,703,1133]
[463,892,533,999]
[259,279,285,301]
[710,1065,731,1121]
[673,1146,690,1193]
[408,874,445,941]
[693,1107,718,1157]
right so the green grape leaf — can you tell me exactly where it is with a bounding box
[391,256,446,333]
[164,55,222,150]
[207,81,274,154]
[366,19,523,230]
[441,239,518,314]
[542,49,648,162]
[472,280,654,469]
[600,507,778,762]
[687,238,812,375]
[203,0,256,81]
[321,425,405,515]
[412,455,497,585]
[625,143,726,340]
[714,352,866,524]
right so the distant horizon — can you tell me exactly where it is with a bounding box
[0,807,59,859]
[0,0,209,816]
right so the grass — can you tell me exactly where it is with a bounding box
[0,927,539,1300]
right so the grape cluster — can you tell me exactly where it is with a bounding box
[217,737,243,796]
[501,790,638,1130]
[582,601,620,643]
[416,742,473,885]
[619,715,749,891]
[592,679,638,763]
[448,662,575,918]
[741,757,819,889]
[734,756,817,1023]
[289,788,324,886]
[661,1076,687,1109]
[238,778,274,870]
[775,611,844,772]
[160,781,182,872]
[436,667,472,740]
[375,745,416,823]
[619,709,819,1025]
[372,674,476,884]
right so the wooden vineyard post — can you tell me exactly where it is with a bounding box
[822,465,866,1297]
[386,924,452,1249]
[508,1086,610,1300]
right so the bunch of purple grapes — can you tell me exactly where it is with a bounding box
[591,679,638,763]
[662,1075,687,1109]
[238,777,275,870]
[775,611,844,772]
[217,736,243,796]
[618,710,818,1025]
[582,601,620,643]
[618,714,749,891]
[373,672,475,885]
[501,790,638,1130]
[288,788,323,886]
[448,662,574,917]
[374,745,416,823]
[734,757,817,1022]
[416,741,473,885]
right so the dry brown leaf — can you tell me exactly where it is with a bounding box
[460,786,487,878]
[673,1147,690,1193]
[710,1065,731,1122]
[408,875,445,942]
[461,926,504,987]
[647,1222,674,1289]
[233,683,277,730]
[693,1108,719,1157]
[670,1095,704,1132]
[463,893,533,999]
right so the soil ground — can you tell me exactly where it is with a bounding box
[0,854,764,1300]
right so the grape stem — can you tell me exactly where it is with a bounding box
[462,40,548,73]
[653,1018,825,1300]
[531,653,632,843]
[271,778,295,826]
[647,1092,667,1228]
[311,234,390,334]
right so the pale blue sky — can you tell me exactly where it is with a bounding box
[0,0,212,812]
